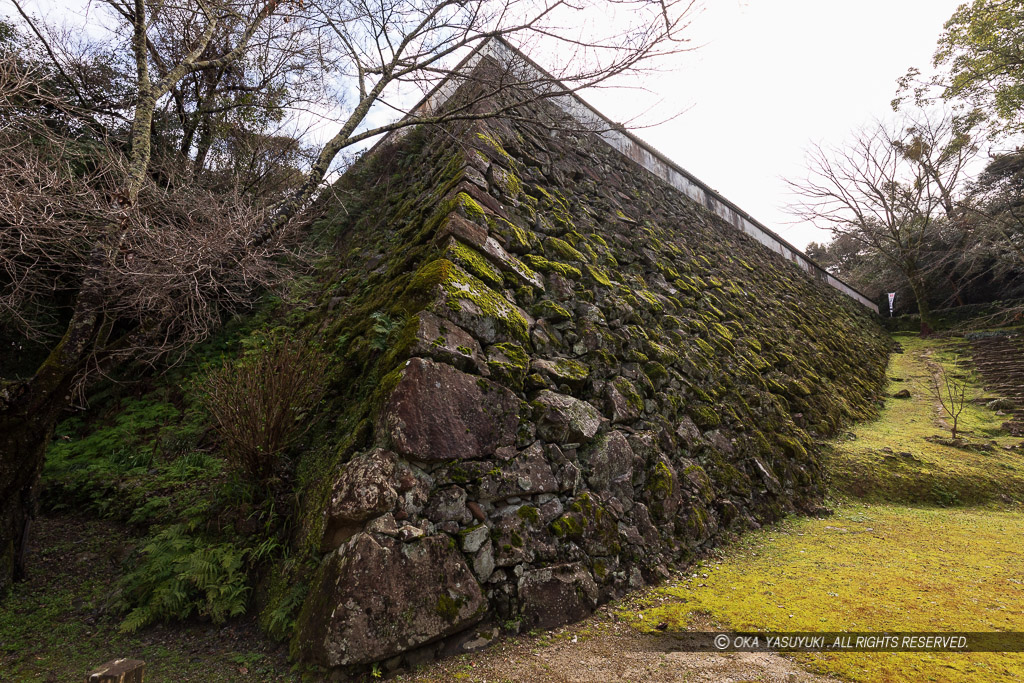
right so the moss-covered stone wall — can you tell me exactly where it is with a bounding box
[288,88,890,675]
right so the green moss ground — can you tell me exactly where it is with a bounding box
[631,503,1024,682]
[626,331,1024,683]
[827,333,1024,506]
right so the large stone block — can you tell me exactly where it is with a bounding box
[379,358,520,461]
[408,312,488,376]
[518,562,598,630]
[582,430,634,498]
[299,533,486,668]
[477,441,558,502]
[419,260,534,345]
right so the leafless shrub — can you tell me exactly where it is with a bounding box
[932,355,968,440]
[0,53,296,377]
[199,333,329,483]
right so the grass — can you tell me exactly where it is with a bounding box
[827,333,1024,505]
[625,330,1024,682]
[631,502,1024,682]
[0,515,297,682]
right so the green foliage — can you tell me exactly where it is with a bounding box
[368,311,408,351]
[261,573,310,641]
[0,514,299,681]
[828,334,1024,505]
[43,397,217,523]
[118,524,255,633]
[47,399,178,474]
[934,0,1024,134]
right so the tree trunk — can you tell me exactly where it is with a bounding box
[192,120,214,176]
[0,384,69,595]
[0,260,104,592]
[906,266,935,336]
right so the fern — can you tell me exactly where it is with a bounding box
[368,311,407,351]
[262,581,308,640]
[118,524,256,633]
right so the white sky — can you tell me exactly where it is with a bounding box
[11,0,966,250]
[581,0,966,249]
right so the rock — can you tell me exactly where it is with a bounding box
[892,389,912,399]
[478,442,559,501]
[322,449,400,550]
[545,271,574,299]
[750,456,781,494]
[533,390,603,443]
[365,513,401,536]
[481,236,544,290]
[806,505,833,518]
[675,416,701,450]
[458,627,500,653]
[435,211,490,248]
[605,378,642,424]
[491,504,555,567]
[550,493,621,557]
[645,455,681,521]
[706,430,734,457]
[582,431,634,497]
[398,524,426,542]
[298,533,486,668]
[460,524,490,553]
[472,541,496,581]
[426,262,534,345]
[380,358,520,461]
[531,358,590,392]
[485,343,530,390]
[408,312,489,375]
[425,486,472,525]
[518,562,599,630]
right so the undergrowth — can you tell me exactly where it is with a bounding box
[39,321,304,636]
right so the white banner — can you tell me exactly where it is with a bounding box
[887,292,896,317]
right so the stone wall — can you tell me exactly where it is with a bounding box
[289,80,890,675]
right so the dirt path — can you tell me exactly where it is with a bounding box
[392,605,837,683]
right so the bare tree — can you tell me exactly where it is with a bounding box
[0,0,698,591]
[931,355,968,440]
[785,110,978,334]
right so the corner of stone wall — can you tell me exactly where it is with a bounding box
[292,116,890,675]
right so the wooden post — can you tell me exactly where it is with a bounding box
[86,659,145,683]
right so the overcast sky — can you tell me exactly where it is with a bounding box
[582,0,967,249]
[11,0,967,250]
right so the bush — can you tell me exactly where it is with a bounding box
[200,331,329,483]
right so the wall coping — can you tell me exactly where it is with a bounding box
[375,38,878,313]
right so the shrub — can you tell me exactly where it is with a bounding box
[200,332,329,483]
